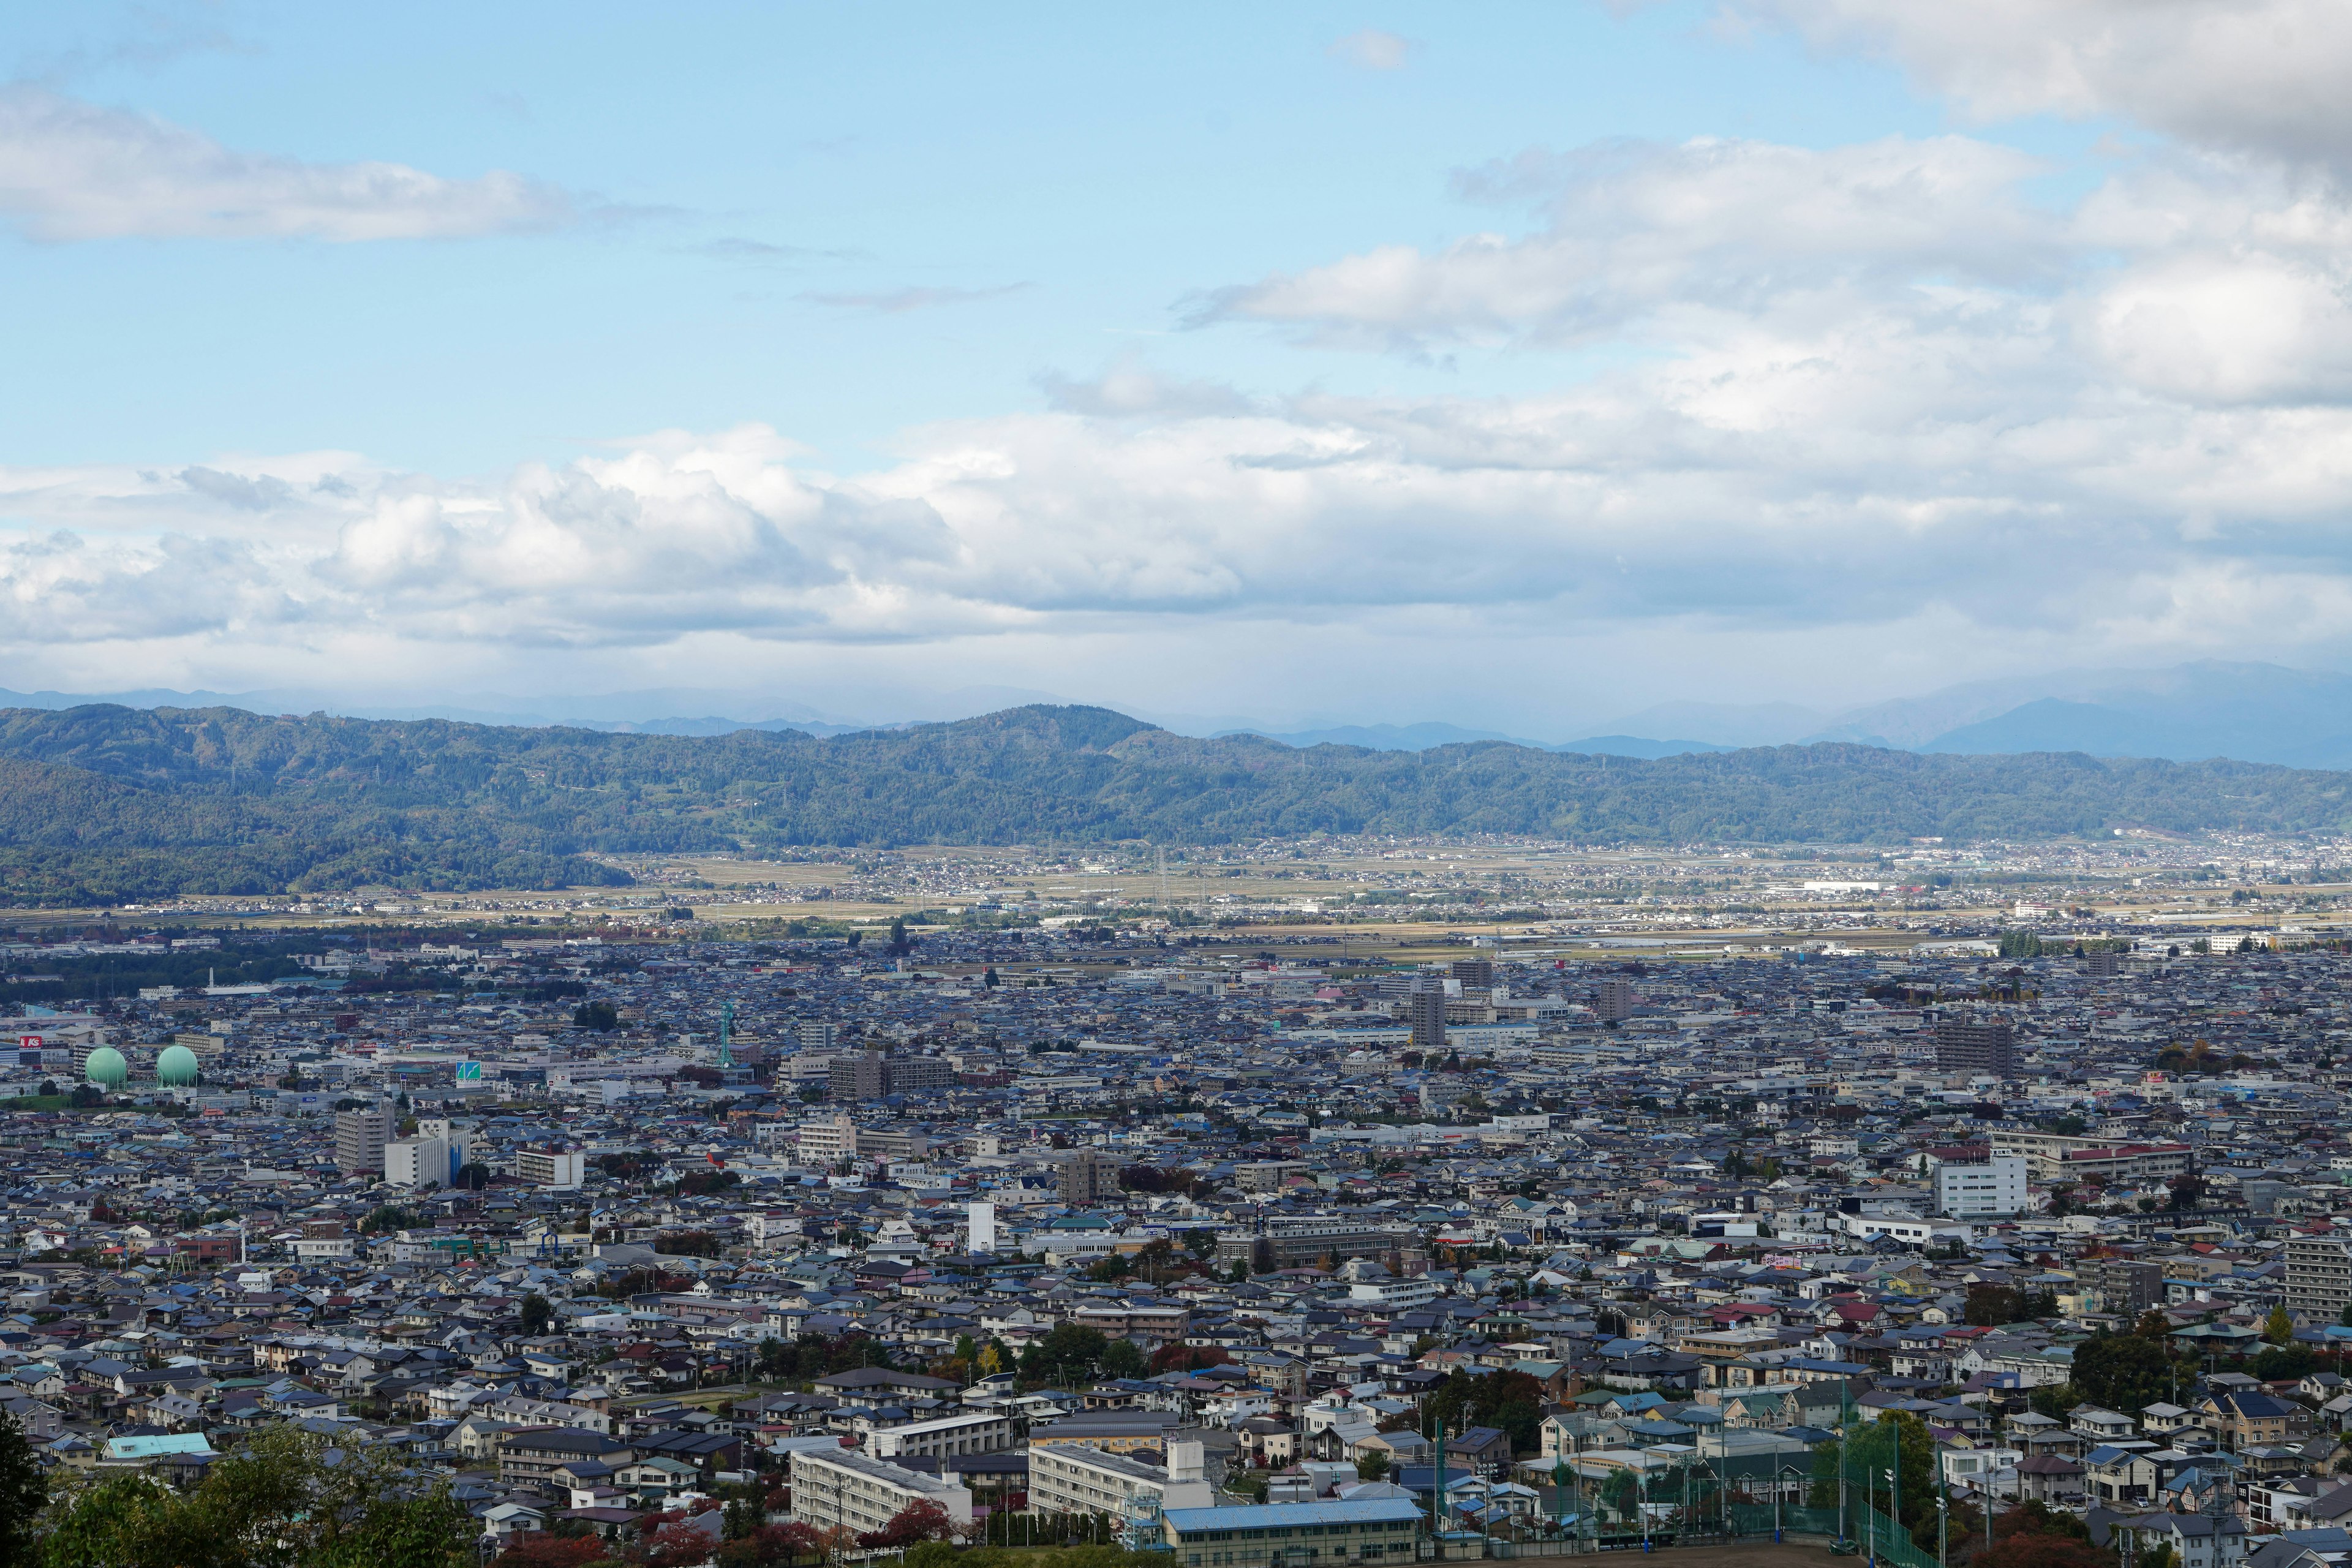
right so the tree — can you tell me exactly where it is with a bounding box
[1357,1450,1391,1482]
[0,1411,45,1568]
[1101,1338,1147,1380]
[572,1000,618,1031]
[719,1523,824,1568]
[856,1499,953,1550]
[496,1537,608,1568]
[2265,1305,2296,1345]
[40,1422,469,1568]
[2072,1332,2176,1415]
[519,1293,554,1337]
[1420,1367,1545,1455]
[454,1162,492,1191]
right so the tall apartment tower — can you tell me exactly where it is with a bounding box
[1597,979,1638,1023]
[2083,1257,2165,1317]
[1449,958,1494,989]
[2287,1235,2352,1322]
[1405,981,1449,1054]
[335,1106,391,1175]
[1933,1019,2018,1078]
[1058,1149,1125,1205]
[829,1049,889,1100]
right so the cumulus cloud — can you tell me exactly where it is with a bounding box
[1730,0,2352,171]
[0,85,574,241]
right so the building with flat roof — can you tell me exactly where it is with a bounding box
[1933,1019,2016,1078]
[1161,1498,1425,1568]
[1934,1155,2027,1219]
[789,1445,974,1536]
[1059,1149,1123,1205]
[1029,1441,1213,1520]
[2287,1235,2352,1322]
[867,1410,1014,1461]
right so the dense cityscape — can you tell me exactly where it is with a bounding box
[0,832,2345,1567]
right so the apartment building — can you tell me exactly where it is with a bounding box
[1933,1019,2017,1078]
[1058,1149,1124,1205]
[788,1446,974,1536]
[334,1107,390,1176]
[867,1410,1014,1461]
[1934,1156,2027,1219]
[1029,1441,1213,1520]
[2286,1235,2352,1321]
[516,1148,585,1189]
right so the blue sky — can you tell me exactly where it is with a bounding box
[4,2,2351,733]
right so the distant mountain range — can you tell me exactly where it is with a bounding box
[7,658,2352,767]
[0,701,2348,905]
[1232,661,2352,768]
[1224,722,1736,760]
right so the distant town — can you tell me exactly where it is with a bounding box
[3,829,2350,1567]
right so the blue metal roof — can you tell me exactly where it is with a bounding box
[1164,1500,1426,1531]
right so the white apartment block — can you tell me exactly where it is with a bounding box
[868,1411,1015,1461]
[789,1446,973,1536]
[797,1114,859,1164]
[1347,1277,1440,1310]
[1028,1441,1213,1520]
[1934,1156,2027,1219]
[516,1148,585,1189]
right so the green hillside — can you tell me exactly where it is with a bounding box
[0,702,2342,904]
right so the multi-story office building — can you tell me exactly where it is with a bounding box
[789,1446,973,1536]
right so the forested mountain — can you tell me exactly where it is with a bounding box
[0,701,2346,904]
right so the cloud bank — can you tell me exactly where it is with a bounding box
[9,2,2352,717]
[0,86,573,241]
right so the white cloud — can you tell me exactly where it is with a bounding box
[0,86,573,241]
[1329,29,1417,70]
[802,284,1029,314]
[1192,135,2054,348]
[1732,0,2352,170]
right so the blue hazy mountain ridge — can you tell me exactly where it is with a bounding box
[1550,736,1738,760]
[1217,721,1548,751]
[1224,723,1733,757]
